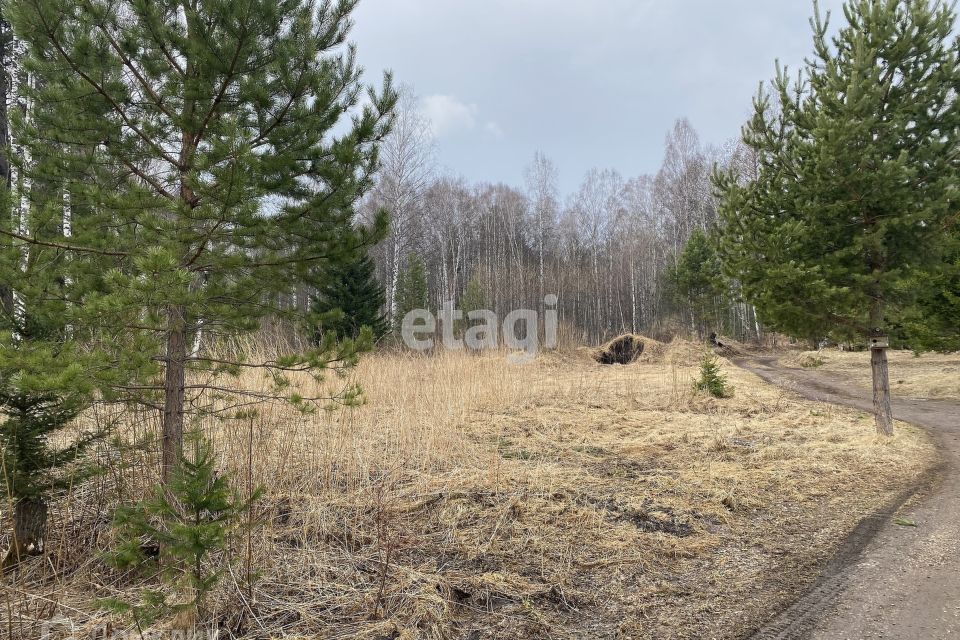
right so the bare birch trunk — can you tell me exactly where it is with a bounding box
[388,228,401,322]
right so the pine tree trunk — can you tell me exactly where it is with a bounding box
[2,497,47,570]
[871,345,894,436]
[162,304,187,481]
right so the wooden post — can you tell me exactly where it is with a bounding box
[870,333,893,437]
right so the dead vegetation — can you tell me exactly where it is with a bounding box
[1,340,936,639]
[592,334,648,364]
[783,348,960,400]
[588,333,672,366]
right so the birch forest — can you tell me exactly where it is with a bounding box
[362,90,763,345]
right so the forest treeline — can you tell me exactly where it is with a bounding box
[353,93,761,344]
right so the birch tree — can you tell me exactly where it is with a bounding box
[374,87,434,324]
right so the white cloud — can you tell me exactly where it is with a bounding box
[484,121,504,138]
[421,94,503,140]
[421,94,477,137]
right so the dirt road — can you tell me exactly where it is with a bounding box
[735,357,960,640]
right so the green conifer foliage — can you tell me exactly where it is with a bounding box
[458,276,487,337]
[668,229,728,338]
[693,353,732,398]
[0,11,149,563]
[715,0,960,432]
[311,248,388,341]
[4,0,397,479]
[459,277,487,318]
[393,254,429,334]
[898,230,960,352]
[103,434,260,628]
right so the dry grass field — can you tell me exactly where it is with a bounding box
[4,340,936,639]
[785,348,960,400]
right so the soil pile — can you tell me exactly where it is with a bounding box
[593,334,647,365]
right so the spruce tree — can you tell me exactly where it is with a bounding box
[458,275,486,337]
[459,276,487,319]
[668,229,728,339]
[311,247,388,341]
[715,0,960,435]
[694,353,733,399]
[4,0,396,479]
[393,254,429,334]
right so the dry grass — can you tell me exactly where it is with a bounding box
[1,340,936,639]
[784,348,960,400]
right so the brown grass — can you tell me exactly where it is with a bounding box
[1,340,936,639]
[784,348,960,400]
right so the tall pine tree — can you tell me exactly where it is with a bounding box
[715,0,960,435]
[0,8,152,567]
[4,0,396,480]
[898,227,960,352]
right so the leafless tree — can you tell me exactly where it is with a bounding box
[363,107,762,345]
[372,86,435,323]
[524,151,559,310]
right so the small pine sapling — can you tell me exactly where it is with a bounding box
[103,433,262,629]
[694,354,733,398]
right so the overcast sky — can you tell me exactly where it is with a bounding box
[350,1,847,195]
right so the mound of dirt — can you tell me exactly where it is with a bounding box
[593,334,647,365]
[590,334,757,367]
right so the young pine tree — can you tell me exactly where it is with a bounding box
[0,15,151,565]
[715,0,960,435]
[393,254,429,334]
[5,0,396,480]
[311,248,389,342]
[668,229,728,339]
[104,433,260,628]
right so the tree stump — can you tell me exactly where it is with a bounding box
[2,497,47,570]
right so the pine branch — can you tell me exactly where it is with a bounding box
[83,4,178,122]
[192,27,248,155]
[37,11,183,170]
[0,227,128,256]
